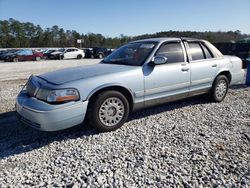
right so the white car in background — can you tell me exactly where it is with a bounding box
[49,48,85,60]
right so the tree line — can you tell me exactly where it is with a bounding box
[0,18,249,49]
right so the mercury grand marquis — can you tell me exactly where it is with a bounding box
[16,38,245,132]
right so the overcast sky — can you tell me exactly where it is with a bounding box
[0,0,249,37]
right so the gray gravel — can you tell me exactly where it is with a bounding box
[0,61,249,187]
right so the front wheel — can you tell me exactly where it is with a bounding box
[59,55,64,60]
[209,75,229,102]
[13,57,19,62]
[87,91,129,132]
[98,53,104,59]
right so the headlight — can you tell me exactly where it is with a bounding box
[36,88,80,103]
[47,89,80,103]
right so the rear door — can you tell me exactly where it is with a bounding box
[186,41,219,93]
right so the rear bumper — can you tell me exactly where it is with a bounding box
[231,69,246,85]
[16,91,88,131]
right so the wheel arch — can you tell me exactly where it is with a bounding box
[215,70,232,83]
[87,84,135,112]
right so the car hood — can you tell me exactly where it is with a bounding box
[38,63,137,85]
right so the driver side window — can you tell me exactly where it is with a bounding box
[156,42,185,63]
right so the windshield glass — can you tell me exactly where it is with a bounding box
[102,42,157,66]
[58,48,65,52]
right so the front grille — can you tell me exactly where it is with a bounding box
[26,79,38,97]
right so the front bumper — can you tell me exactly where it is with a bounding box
[16,91,88,131]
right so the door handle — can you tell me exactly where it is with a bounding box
[181,67,189,72]
[212,64,217,68]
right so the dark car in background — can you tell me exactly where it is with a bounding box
[0,49,18,61]
[4,49,43,62]
[43,49,57,59]
[83,48,94,58]
[92,47,113,58]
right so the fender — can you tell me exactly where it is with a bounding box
[86,83,135,102]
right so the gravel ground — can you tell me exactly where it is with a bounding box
[0,61,249,187]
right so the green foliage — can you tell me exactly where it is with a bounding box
[0,18,249,48]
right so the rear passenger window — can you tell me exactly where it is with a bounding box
[188,42,204,61]
[156,42,184,63]
[200,43,213,59]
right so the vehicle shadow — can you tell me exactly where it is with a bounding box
[0,96,209,159]
[229,84,249,90]
[0,111,96,159]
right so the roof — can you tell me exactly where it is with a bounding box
[131,37,181,43]
[131,37,204,43]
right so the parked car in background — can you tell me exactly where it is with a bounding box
[43,49,57,59]
[16,37,244,132]
[92,47,112,58]
[0,50,7,60]
[0,49,18,61]
[83,48,94,58]
[4,49,43,62]
[48,48,85,60]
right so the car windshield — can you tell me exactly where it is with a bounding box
[58,48,65,52]
[102,42,157,66]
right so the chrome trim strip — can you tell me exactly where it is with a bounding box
[134,90,144,97]
[145,82,190,95]
[22,102,85,113]
[191,78,212,85]
[145,93,188,107]
[190,57,223,63]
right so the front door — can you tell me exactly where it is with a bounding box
[144,41,191,107]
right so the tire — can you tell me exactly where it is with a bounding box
[209,75,229,102]
[59,55,64,60]
[98,53,104,59]
[35,56,41,61]
[77,54,82,59]
[87,90,129,132]
[13,58,18,62]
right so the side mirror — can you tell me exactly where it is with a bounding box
[152,56,168,65]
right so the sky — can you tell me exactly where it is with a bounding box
[0,0,249,37]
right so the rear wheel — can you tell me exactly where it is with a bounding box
[209,75,229,102]
[35,56,41,61]
[77,54,82,59]
[87,91,129,132]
